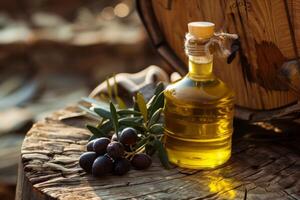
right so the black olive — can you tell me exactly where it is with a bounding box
[106,142,124,159]
[120,128,138,146]
[92,154,114,176]
[93,137,110,155]
[86,140,96,151]
[113,157,131,175]
[131,153,152,170]
[79,152,98,173]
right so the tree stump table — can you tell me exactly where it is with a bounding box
[16,106,300,200]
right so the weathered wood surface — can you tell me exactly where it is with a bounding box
[16,106,300,200]
[137,0,300,112]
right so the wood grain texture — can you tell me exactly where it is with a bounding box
[139,0,300,110]
[17,106,300,200]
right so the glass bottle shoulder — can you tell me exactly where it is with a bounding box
[164,75,234,106]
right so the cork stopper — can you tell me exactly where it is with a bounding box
[188,22,215,39]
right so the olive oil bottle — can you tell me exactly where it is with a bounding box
[163,22,234,169]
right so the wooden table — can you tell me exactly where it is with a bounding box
[16,106,300,200]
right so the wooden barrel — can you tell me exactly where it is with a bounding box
[137,0,300,121]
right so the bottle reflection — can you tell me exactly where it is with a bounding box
[208,175,236,199]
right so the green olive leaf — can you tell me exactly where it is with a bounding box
[96,118,104,128]
[133,97,140,112]
[94,107,111,119]
[119,116,142,122]
[136,92,148,123]
[110,102,119,136]
[146,95,156,108]
[98,120,113,133]
[120,116,143,120]
[77,105,100,119]
[117,109,141,116]
[116,96,127,109]
[118,117,143,128]
[89,134,97,141]
[154,139,170,169]
[148,108,162,127]
[148,92,165,118]
[86,125,106,138]
[132,125,147,133]
[149,124,164,134]
[154,82,165,96]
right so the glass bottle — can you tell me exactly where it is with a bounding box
[163,22,234,169]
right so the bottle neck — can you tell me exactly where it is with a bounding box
[188,55,214,80]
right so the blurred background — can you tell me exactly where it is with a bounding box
[0,0,165,199]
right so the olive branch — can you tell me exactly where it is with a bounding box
[79,78,170,169]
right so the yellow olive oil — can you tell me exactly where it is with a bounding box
[163,22,234,169]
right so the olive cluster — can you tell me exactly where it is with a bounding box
[79,127,152,176]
